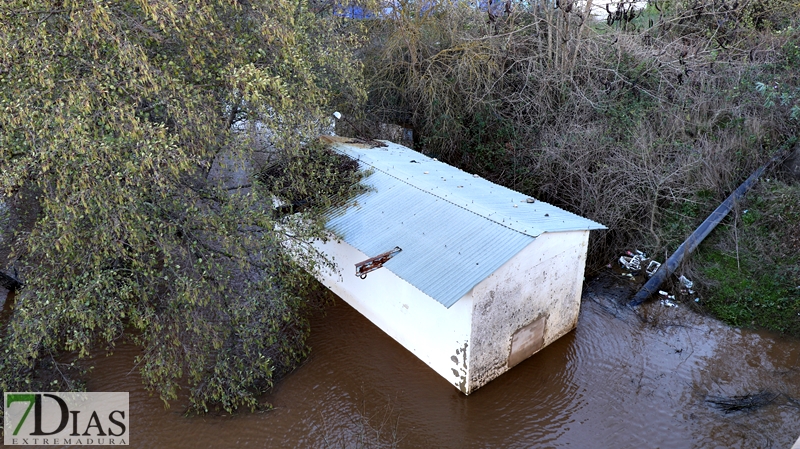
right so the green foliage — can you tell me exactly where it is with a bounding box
[696,181,800,335]
[461,109,517,174]
[659,189,717,249]
[0,0,365,413]
[603,50,658,119]
[753,30,800,122]
[668,0,797,36]
[737,0,798,31]
[699,250,800,332]
[423,106,516,174]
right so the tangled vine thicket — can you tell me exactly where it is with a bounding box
[362,0,800,267]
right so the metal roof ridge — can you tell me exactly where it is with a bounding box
[353,156,542,238]
[325,137,605,234]
[330,139,607,238]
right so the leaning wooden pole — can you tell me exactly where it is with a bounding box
[629,150,790,307]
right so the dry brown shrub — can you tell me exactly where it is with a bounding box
[362,0,800,266]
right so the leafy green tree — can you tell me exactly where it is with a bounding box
[0,0,364,412]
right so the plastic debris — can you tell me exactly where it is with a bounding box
[645,260,661,277]
[659,288,678,306]
[619,251,647,271]
[677,275,695,295]
[619,255,636,270]
[617,249,671,290]
[695,298,700,302]
[617,249,665,281]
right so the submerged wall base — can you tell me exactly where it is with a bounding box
[312,230,590,395]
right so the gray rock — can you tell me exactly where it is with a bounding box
[784,145,800,181]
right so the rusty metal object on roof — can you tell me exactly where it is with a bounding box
[321,134,387,150]
[345,138,387,148]
[324,138,606,307]
[355,247,402,279]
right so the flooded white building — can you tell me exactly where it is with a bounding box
[314,136,605,394]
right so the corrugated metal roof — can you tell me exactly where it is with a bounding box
[324,138,606,308]
[327,170,535,308]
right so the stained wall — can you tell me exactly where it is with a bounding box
[467,230,590,392]
[312,237,474,392]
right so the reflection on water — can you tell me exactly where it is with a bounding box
[84,275,800,448]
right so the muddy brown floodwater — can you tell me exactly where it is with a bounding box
[79,276,800,448]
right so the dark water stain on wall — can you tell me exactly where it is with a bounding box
[84,275,800,448]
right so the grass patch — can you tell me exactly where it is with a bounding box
[694,180,800,335]
[659,189,719,250]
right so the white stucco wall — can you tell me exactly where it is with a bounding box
[312,238,474,392]
[468,230,590,392]
[312,230,590,395]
